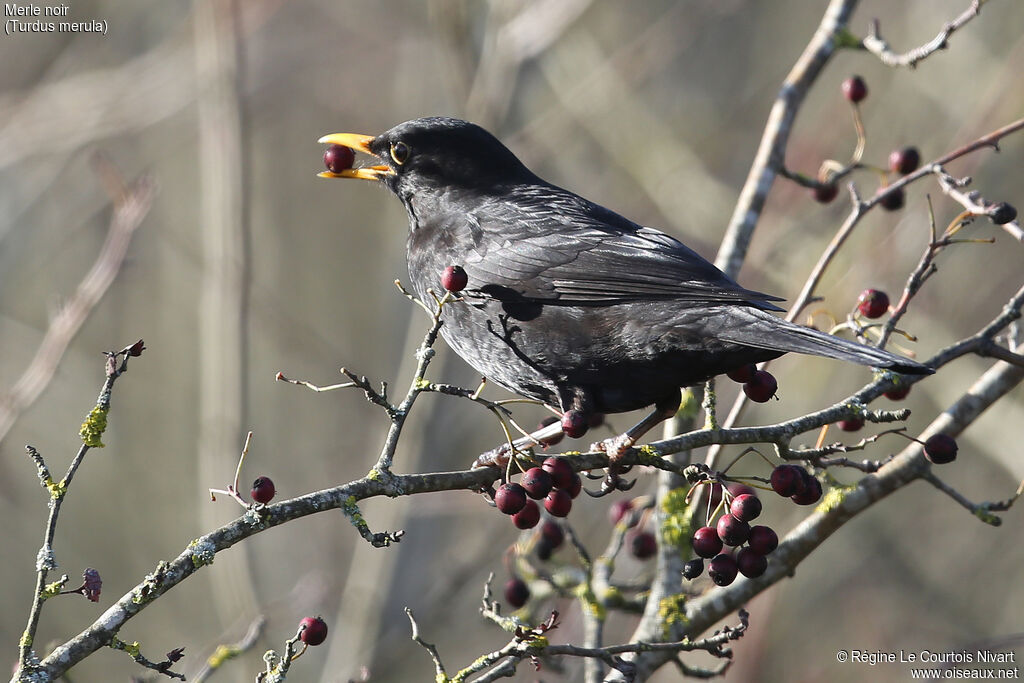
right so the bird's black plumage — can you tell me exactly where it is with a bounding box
[323,117,930,418]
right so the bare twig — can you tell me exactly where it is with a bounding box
[405,608,447,679]
[862,1,985,68]
[192,615,267,683]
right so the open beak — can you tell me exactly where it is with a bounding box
[317,133,394,181]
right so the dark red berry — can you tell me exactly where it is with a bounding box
[729,494,762,523]
[990,202,1017,225]
[924,433,958,464]
[884,383,911,401]
[726,363,756,384]
[857,289,889,319]
[520,467,553,500]
[495,483,528,515]
[813,183,839,204]
[716,514,750,546]
[727,482,758,498]
[842,75,868,103]
[537,416,564,447]
[791,476,823,505]
[682,558,704,580]
[504,578,530,608]
[299,616,328,646]
[878,186,905,211]
[560,410,588,439]
[747,525,779,555]
[250,476,275,504]
[542,457,575,490]
[709,553,739,586]
[743,370,778,403]
[540,520,564,548]
[323,145,355,174]
[736,547,768,578]
[839,416,865,432]
[544,489,572,517]
[609,499,635,526]
[692,526,723,559]
[565,472,582,499]
[536,538,554,561]
[588,413,605,428]
[630,531,657,560]
[440,265,468,293]
[512,500,540,529]
[888,147,920,175]
[770,465,806,497]
[708,483,723,507]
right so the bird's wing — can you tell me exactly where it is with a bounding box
[460,188,784,309]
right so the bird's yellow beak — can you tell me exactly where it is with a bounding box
[317,133,394,181]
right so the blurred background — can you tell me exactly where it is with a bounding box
[1,1,1022,681]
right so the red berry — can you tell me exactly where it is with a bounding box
[692,526,723,559]
[542,457,574,490]
[857,289,889,319]
[747,525,779,555]
[707,483,723,508]
[729,494,762,523]
[743,370,778,403]
[630,531,657,560]
[512,500,540,529]
[888,147,920,175]
[727,482,758,498]
[878,186,905,211]
[588,413,605,428]
[250,476,275,504]
[495,483,528,515]
[813,183,839,204]
[842,75,868,103]
[884,383,911,401]
[540,520,564,548]
[726,363,756,383]
[565,472,582,499]
[608,499,634,526]
[709,553,739,586]
[520,467,553,500]
[323,145,355,174]
[504,579,530,608]
[736,547,768,578]
[791,476,823,506]
[924,433,958,464]
[440,265,468,293]
[544,489,572,517]
[560,410,588,439]
[716,514,750,546]
[299,616,328,646]
[537,416,564,447]
[770,465,805,497]
[536,537,554,561]
[990,202,1017,225]
[839,416,864,432]
[682,558,704,580]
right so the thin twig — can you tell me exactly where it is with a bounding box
[862,1,985,69]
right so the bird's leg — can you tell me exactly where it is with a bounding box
[588,390,681,496]
[472,418,564,470]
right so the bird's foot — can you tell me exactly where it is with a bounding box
[586,435,638,497]
[473,443,512,470]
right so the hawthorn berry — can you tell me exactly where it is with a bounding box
[709,553,739,586]
[588,413,605,428]
[544,489,572,517]
[323,145,355,174]
[839,416,865,432]
[512,500,540,529]
[743,370,778,403]
[888,147,920,175]
[727,482,758,498]
[441,265,468,293]
[729,494,762,523]
[540,520,565,548]
[692,526,724,559]
[747,525,779,555]
[857,289,890,319]
[299,616,328,646]
[537,416,564,447]
[630,531,657,560]
[924,433,958,464]
[542,457,575,490]
[716,514,750,546]
[565,472,582,499]
[521,467,553,500]
[884,383,911,401]
[495,483,528,515]
[682,558,704,580]
[878,186,905,211]
[813,182,839,204]
[536,538,554,561]
[504,578,530,608]
[609,499,635,526]
[560,410,589,439]
[842,75,868,103]
[736,547,768,578]
[770,465,806,497]
[726,363,756,384]
[250,476,276,504]
[791,476,823,506]
[990,202,1017,225]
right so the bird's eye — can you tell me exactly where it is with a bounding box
[390,141,410,165]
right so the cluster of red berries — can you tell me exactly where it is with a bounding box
[726,363,778,403]
[494,457,582,528]
[770,464,823,505]
[687,486,778,585]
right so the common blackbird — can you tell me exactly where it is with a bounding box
[319,117,930,457]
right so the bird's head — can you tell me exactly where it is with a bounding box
[318,117,535,197]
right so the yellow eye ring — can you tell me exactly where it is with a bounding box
[390,141,410,165]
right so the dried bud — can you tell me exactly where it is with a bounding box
[127,339,146,357]
[165,647,186,663]
[81,567,102,602]
[989,202,1017,225]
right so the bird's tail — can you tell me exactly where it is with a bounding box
[719,308,933,375]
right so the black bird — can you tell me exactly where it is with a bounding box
[318,117,930,460]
